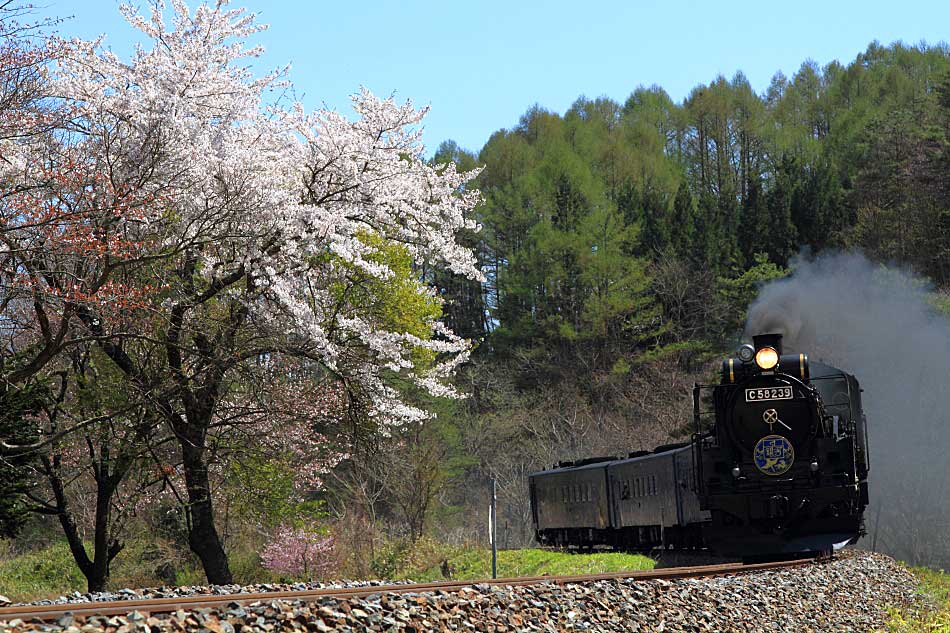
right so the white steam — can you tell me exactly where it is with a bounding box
[746,252,950,568]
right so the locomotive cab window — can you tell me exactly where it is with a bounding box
[814,377,854,427]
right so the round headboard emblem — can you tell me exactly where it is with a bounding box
[754,435,795,476]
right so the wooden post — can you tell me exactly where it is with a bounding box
[490,478,497,579]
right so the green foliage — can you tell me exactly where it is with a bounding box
[479,106,666,375]
[472,43,950,394]
[0,378,47,538]
[325,231,443,366]
[884,565,950,631]
[717,254,789,338]
[929,291,950,317]
[224,457,325,530]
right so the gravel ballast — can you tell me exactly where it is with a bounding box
[0,550,919,632]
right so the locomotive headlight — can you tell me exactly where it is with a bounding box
[737,344,755,363]
[754,346,779,370]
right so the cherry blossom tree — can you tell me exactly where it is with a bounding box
[40,0,483,584]
[0,0,164,415]
[0,3,189,587]
[0,2,128,537]
[260,525,335,578]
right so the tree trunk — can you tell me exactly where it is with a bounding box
[45,455,112,593]
[180,434,233,584]
[87,474,113,593]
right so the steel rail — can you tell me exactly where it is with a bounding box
[0,557,819,623]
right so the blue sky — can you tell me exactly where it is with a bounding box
[36,1,950,156]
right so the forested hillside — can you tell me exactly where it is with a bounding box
[380,40,950,552]
[3,5,950,592]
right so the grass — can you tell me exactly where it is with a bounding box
[0,541,86,601]
[883,565,950,632]
[400,545,655,582]
[1,535,655,603]
[0,537,275,602]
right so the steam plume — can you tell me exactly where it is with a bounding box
[746,252,950,568]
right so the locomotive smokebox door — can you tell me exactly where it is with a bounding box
[727,375,819,455]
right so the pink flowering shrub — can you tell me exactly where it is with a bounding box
[260,525,336,578]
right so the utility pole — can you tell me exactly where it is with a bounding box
[490,478,497,579]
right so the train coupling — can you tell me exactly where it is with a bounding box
[768,495,789,519]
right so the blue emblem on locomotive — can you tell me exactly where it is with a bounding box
[754,434,794,475]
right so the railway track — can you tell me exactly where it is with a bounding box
[0,557,820,623]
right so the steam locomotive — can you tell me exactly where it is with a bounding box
[528,333,870,556]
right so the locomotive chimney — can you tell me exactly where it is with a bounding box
[752,333,783,355]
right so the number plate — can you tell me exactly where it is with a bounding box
[745,386,793,402]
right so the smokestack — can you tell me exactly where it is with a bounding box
[752,333,783,355]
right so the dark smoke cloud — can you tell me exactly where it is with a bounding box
[745,252,950,568]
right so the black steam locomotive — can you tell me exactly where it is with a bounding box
[528,333,870,556]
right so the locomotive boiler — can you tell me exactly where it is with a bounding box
[529,333,870,556]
